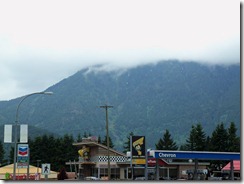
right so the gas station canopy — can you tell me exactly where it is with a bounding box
[149,150,240,160]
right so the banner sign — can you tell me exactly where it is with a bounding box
[131,136,145,158]
[4,125,12,143]
[20,124,28,143]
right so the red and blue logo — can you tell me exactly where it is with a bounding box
[18,146,28,156]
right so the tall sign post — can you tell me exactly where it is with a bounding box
[4,124,28,180]
[131,136,146,179]
[12,91,53,180]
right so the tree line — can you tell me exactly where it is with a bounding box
[0,122,240,172]
[122,122,239,153]
[0,132,114,171]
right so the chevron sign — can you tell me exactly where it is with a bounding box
[17,144,29,168]
[18,144,29,157]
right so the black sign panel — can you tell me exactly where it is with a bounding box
[131,136,145,158]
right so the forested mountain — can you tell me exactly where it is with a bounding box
[0,60,240,150]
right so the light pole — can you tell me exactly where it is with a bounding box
[36,159,41,173]
[13,91,53,180]
[100,104,113,180]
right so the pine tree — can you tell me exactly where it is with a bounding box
[123,132,134,153]
[98,135,102,144]
[185,125,197,151]
[83,132,88,138]
[227,122,240,152]
[8,146,14,163]
[194,123,206,151]
[210,122,228,152]
[205,136,211,151]
[0,141,5,164]
[155,138,164,150]
[155,130,178,150]
[184,123,206,151]
[76,133,82,142]
[60,134,77,170]
[101,135,114,149]
[29,134,78,172]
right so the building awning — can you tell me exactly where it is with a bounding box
[222,160,240,171]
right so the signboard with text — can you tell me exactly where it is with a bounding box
[17,144,29,168]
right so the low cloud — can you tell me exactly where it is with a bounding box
[0,0,240,100]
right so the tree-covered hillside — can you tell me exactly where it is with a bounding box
[0,60,240,150]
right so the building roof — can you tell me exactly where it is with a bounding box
[222,160,240,171]
[73,141,126,157]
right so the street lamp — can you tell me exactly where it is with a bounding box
[36,159,41,180]
[13,91,53,180]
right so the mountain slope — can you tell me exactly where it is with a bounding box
[0,61,240,150]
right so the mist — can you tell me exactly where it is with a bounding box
[0,0,240,100]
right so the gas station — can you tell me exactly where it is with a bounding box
[148,150,240,180]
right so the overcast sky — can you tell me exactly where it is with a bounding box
[0,0,240,101]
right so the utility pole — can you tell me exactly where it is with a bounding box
[100,104,113,180]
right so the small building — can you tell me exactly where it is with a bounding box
[0,164,57,180]
[221,160,240,180]
[69,137,128,180]
[146,158,209,180]
[67,137,210,180]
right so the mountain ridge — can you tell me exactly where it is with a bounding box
[0,60,240,150]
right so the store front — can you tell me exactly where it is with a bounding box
[67,137,128,180]
[66,137,223,180]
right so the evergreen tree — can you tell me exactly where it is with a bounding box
[179,144,188,151]
[210,122,228,152]
[185,125,197,151]
[98,135,102,144]
[184,123,206,151]
[59,134,77,170]
[29,136,42,164]
[76,133,82,142]
[205,136,211,151]
[155,129,178,150]
[101,135,114,149]
[194,123,206,151]
[8,146,14,164]
[29,134,78,172]
[123,132,134,153]
[0,141,5,164]
[83,132,88,138]
[227,122,240,152]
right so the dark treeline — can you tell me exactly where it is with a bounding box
[0,122,240,172]
[122,122,240,153]
[179,122,240,152]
